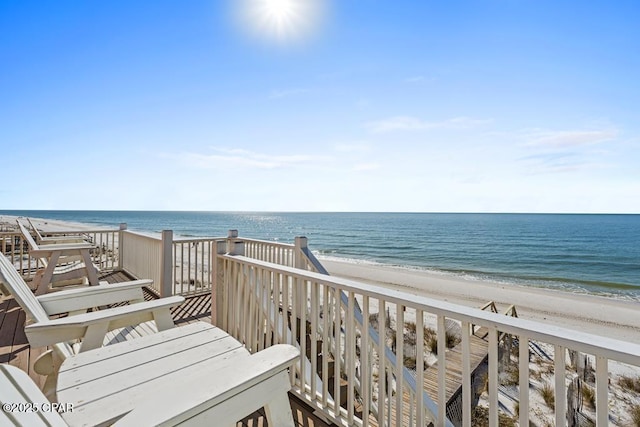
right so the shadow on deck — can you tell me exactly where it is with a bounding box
[0,270,336,427]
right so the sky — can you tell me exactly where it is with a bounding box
[1,0,639,213]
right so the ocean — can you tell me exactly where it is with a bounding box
[2,210,639,301]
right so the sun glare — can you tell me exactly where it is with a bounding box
[233,0,327,46]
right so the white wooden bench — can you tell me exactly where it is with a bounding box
[17,220,100,294]
[0,253,184,398]
[26,218,87,245]
[1,323,299,426]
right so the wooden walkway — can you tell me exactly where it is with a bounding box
[0,270,335,427]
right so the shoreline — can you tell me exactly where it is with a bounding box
[320,258,640,343]
[4,214,639,342]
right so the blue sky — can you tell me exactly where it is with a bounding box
[1,0,639,212]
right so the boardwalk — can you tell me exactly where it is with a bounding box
[0,270,335,427]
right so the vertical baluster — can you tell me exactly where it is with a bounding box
[378,299,386,427]
[461,320,471,427]
[322,283,330,407]
[416,311,425,427]
[362,295,370,427]
[180,243,185,295]
[265,269,273,347]
[347,291,356,423]
[519,334,529,426]
[595,356,608,425]
[243,264,250,343]
[291,273,299,389]
[201,242,205,290]
[311,280,319,402]
[555,345,566,426]
[396,304,404,427]
[248,266,257,351]
[222,259,230,332]
[333,286,342,415]
[281,273,289,346]
[255,266,263,351]
[193,241,199,294]
[437,315,447,426]
[488,328,498,427]
[300,276,308,393]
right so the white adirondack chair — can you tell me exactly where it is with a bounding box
[17,220,100,294]
[0,253,184,398]
[25,218,87,245]
[1,337,299,426]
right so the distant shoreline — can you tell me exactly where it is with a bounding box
[3,213,639,342]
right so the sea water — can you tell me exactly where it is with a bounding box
[2,211,639,301]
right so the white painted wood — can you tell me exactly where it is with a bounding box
[0,365,67,427]
[362,295,371,427]
[378,298,386,427]
[225,255,640,366]
[347,291,356,424]
[17,220,100,293]
[489,328,498,427]
[396,304,405,427]
[555,344,566,426]
[1,323,298,427]
[461,321,471,427]
[519,335,530,427]
[24,296,183,349]
[57,323,298,427]
[27,217,86,245]
[36,280,151,314]
[437,315,446,427]
[595,356,608,426]
[220,252,640,427]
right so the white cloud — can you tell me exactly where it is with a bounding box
[524,129,617,148]
[333,143,370,152]
[171,147,325,170]
[352,162,380,171]
[365,116,491,133]
[405,76,425,83]
[269,88,310,99]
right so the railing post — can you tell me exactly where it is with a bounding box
[160,230,173,297]
[212,239,227,326]
[293,237,308,321]
[118,223,127,270]
[294,236,307,270]
[226,229,239,254]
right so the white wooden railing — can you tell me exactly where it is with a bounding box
[1,228,120,282]
[214,251,640,427]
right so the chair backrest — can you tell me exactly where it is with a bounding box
[0,253,49,323]
[26,217,46,242]
[0,253,74,359]
[17,220,40,253]
[0,364,67,426]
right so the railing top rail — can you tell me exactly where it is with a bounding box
[173,236,226,243]
[0,232,20,237]
[45,229,120,234]
[121,230,163,240]
[221,254,640,365]
[238,237,295,248]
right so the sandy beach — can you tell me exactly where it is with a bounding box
[4,214,638,342]
[320,258,640,343]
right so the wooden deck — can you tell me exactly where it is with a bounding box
[0,270,336,427]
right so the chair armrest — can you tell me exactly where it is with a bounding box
[31,244,96,258]
[25,296,185,350]
[114,344,300,427]
[36,280,153,315]
[31,242,96,251]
